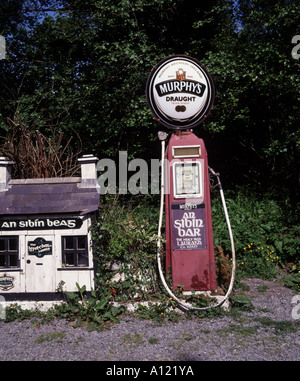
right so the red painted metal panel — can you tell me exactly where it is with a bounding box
[165,131,217,291]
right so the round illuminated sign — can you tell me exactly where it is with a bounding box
[146,55,215,130]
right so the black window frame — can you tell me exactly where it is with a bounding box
[0,236,19,269]
[61,236,89,267]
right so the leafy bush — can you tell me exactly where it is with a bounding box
[53,282,124,331]
[92,195,161,301]
[279,274,300,292]
[5,190,299,327]
[211,188,299,279]
[4,282,125,331]
[92,189,299,295]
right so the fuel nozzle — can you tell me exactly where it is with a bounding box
[158,131,168,141]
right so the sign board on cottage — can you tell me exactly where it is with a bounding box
[0,217,83,231]
[28,237,52,258]
[0,274,14,291]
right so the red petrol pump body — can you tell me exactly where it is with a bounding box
[146,55,217,293]
[164,131,217,291]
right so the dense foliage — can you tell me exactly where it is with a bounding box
[1,0,299,195]
[0,1,299,301]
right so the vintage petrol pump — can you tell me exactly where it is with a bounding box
[164,131,217,292]
[146,55,235,310]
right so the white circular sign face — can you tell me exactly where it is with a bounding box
[146,55,215,130]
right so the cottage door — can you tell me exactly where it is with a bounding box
[25,235,55,293]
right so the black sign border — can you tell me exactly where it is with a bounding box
[0,217,83,231]
[146,55,215,130]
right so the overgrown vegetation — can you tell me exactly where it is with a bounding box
[92,194,161,302]
[3,188,299,327]
[88,188,299,323]
[0,0,299,326]
[0,0,299,198]
[5,282,125,331]
[1,120,82,178]
[210,188,300,283]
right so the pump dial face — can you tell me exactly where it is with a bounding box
[146,55,215,130]
[173,162,202,198]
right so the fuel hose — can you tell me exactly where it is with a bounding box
[157,133,236,311]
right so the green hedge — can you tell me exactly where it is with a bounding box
[92,189,299,297]
[211,188,300,279]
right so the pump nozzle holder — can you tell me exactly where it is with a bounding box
[158,131,168,141]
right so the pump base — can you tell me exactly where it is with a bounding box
[182,290,230,311]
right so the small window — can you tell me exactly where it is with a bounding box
[61,236,88,267]
[65,237,74,250]
[0,236,19,268]
[0,240,5,251]
[0,256,5,267]
[172,145,201,158]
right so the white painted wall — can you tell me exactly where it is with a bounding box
[0,215,95,295]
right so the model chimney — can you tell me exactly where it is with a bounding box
[78,154,98,187]
[0,157,14,190]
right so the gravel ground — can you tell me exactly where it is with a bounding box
[0,277,299,362]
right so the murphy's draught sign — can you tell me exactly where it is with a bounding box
[146,55,215,130]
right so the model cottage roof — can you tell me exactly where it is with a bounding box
[0,178,99,215]
[0,155,100,216]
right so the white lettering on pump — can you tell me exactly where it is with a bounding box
[174,211,204,237]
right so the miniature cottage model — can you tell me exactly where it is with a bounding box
[0,155,100,300]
